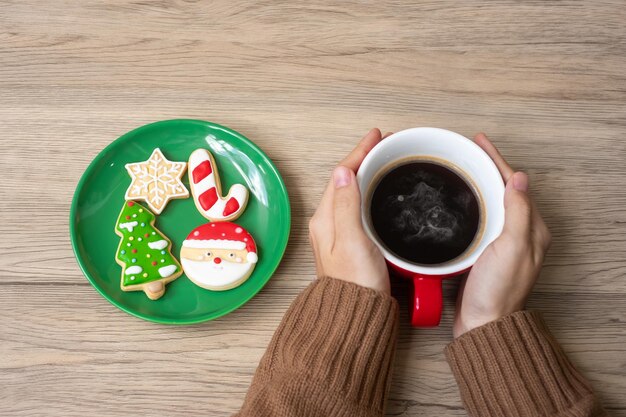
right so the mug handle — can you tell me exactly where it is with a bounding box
[410,275,443,327]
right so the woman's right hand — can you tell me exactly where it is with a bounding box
[308,129,391,294]
[453,133,552,338]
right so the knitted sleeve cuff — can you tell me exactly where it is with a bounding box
[255,276,399,414]
[444,311,605,417]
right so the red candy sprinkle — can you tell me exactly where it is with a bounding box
[145,233,149,237]
[151,261,157,266]
[128,201,135,207]
[132,249,137,253]
[125,216,131,220]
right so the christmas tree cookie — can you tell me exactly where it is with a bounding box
[114,201,182,300]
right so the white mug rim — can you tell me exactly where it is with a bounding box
[356,127,505,276]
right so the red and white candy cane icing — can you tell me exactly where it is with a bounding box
[188,149,249,221]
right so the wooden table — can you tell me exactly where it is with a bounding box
[1,1,624,415]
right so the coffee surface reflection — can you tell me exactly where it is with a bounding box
[369,159,481,265]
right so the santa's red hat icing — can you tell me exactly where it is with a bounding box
[183,222,258,263]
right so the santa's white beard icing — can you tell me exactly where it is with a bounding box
[182,258,255,290]
[180,222,258,291]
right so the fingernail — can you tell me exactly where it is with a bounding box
[333,166,352,188]
[512,172,529,192]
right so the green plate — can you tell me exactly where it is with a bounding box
[70,120,291,324]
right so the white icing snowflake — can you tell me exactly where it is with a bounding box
[124,148,189,214]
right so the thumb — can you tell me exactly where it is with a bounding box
[502,172,532,237]
[332,166,365,241]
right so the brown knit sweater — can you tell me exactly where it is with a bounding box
[236,277,605,416]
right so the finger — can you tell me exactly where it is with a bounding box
[455,274,468,310]
[339,128,383,172]
[316,177,334,219]
[310,178,335,251]
[331,166,366,244]
[311,129,381,255]
[308,230,325,277]
[502,172,532,238]
[531,199,551,252]
[322,129,379,214]
[474,133,515,182]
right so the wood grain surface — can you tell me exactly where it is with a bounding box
[1,1,625,416]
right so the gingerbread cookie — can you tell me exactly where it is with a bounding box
[125,148,189,214]
[115,201,182,300]
[188,149,249,221]
[180,222,258,291]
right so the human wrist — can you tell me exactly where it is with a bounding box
[335,275,390,295]
[455,308,522,338]
[455,316,497,338]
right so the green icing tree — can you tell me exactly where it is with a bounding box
[114,201,181,300]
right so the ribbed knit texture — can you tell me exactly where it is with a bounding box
[236,277,399,417]
[236,280,604,417]
[445,311,607,417]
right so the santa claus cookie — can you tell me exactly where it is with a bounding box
[115,201,183,300]
[188,149,249,222]
[180,222,258,291]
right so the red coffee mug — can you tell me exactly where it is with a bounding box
[356,128,505,327]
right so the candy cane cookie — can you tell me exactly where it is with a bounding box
[188,149,249,221]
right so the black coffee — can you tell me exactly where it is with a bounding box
[369,160,480,264]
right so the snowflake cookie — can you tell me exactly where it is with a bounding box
[124,148,189,214]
